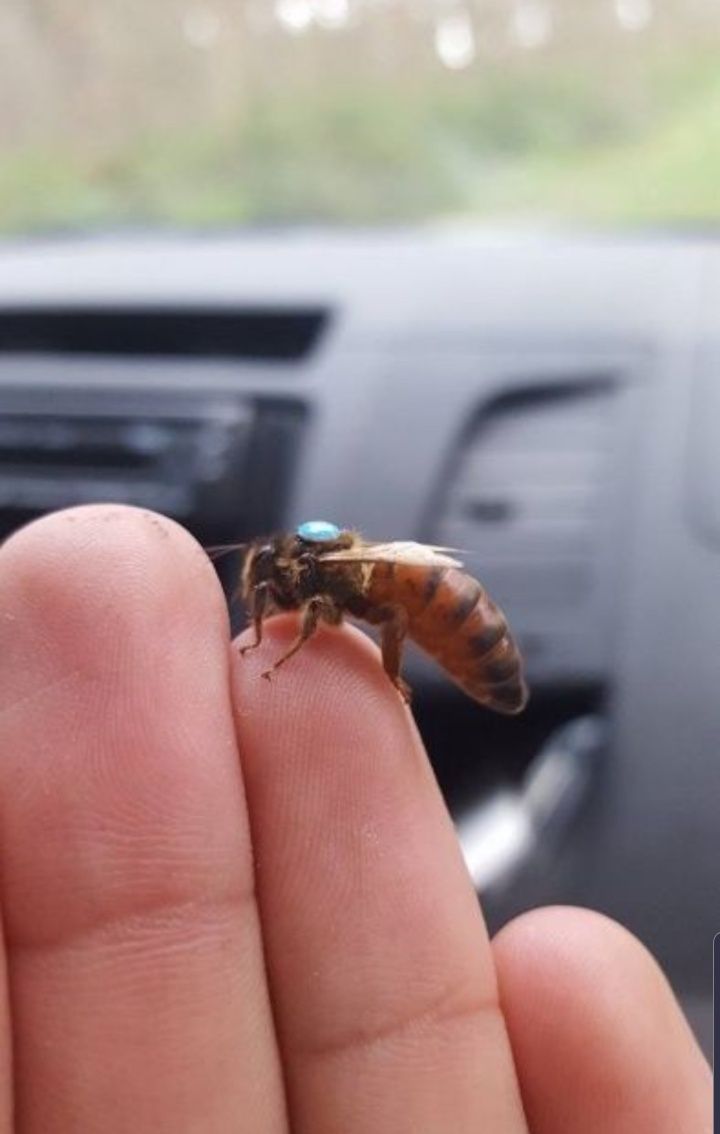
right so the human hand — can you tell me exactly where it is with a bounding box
[0,506,711,1132]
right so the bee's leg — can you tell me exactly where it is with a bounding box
[379,605,412,704]
[239,582,269,657]
[261,596,338,681]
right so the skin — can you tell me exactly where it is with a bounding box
[0,504,711,1133]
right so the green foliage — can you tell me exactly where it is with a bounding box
[2,50,719,233]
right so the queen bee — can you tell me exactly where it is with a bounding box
[229,520,528,715]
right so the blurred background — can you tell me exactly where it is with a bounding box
[1,0,718,1059]
[2,0,720,229]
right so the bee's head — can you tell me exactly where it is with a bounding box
[241,541,277,597]
[240,522,350,600]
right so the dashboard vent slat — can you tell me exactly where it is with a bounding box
[0,307,328,362]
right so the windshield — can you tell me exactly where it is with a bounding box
[2,0,719,234]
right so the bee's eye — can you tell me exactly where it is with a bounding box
[252,545,274,580]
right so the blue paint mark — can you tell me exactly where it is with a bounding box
[296,520,342,543]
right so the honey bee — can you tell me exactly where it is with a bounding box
[230,519,528,715]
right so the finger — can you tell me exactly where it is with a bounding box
[232,617,528,1134]
[0,927,12,1132]
[492,906,712,1134]
[0,507,287,1134]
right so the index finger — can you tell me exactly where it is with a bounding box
[231,617,528,1134]
[0,506,287,1133]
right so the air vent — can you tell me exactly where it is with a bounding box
[0,307,328,362]
[436,381,617,614]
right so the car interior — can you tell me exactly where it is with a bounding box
[1,1,717,1064]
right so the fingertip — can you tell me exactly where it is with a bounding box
[493,905,691,1032]
[2,501,205,570]
[0,504,228,675]
[1,501,225,606]
[0,504,245,948]
[232,613,417,745]
[235,612,394,682]
[494,904,658,985]
[492,906,711,1133]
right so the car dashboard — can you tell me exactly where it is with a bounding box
[0,229,716,1053]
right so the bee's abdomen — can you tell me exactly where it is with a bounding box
[367,563,528,715]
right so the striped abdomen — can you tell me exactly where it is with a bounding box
[366,562,528,715]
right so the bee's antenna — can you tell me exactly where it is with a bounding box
[203,542,249,563]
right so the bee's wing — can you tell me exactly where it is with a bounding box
[320,541,463,569]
